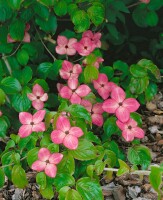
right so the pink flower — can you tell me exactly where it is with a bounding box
[102,87,140,123]
[0,111,2,117]
[7,23,30,43]
[56,36,77,56]
[18,110,46,138]
[73,37,96,56]
[139,0,150,3]
[51,116,84,150]
[93,74,117,100]
[59,78,91,104]
[59,60,82,80]
[57,83,64,93]
[116,118,145,142]
[80,100,104,126]
[83,57,104,69]
[27,84,48,110]
[82,30,102,48]
[31,148,63,178]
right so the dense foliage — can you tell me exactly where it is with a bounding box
[0,0,163,199]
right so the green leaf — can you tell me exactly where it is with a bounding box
[12,86,31,112]
[9,20,25,41]
[33,79,49,92]
[12,164,28,188]
[1,151,14,179]
[129,77,149,94]
[103,116,121,139]
[130,64,147,78]
[117,159,130,176]
[0,88,6,105]
[68,104,91,123]
[40,184,54,200]
[95,160,105,175]
[66,189,82,200]
[70,139,96,161]
[53,173,75,191]
[85,131,101,145]
[37,0,54,7]
[48,143,59,153]
[58,186,71,200]
[127,145,151,169]
[0,169,5,188]
[149,166,162,192]
[87,3,104,26]
[145,82,157,101]
[37,62,53,79]
[1,77,22,94]
[86,165,94,178]
[34,3,50,20]
[0,117,9,137]
[100,66,114,80]
[13,66,33,85]
[57,152,75,175]
[54,0,67,16]
[113,60,129,80]
[132,6,148,27]
[35,14,57,33]
[84,66,99,83]
[146,11,158,27]
[130,112,142,127]
[16,49,29,66]
[36,172,47,190]
[0,1,13,22]
[76,177,103,200]
[7,0,23,10]
[27,147,39,166]
[72,10,90,33]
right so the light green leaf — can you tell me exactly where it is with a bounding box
[66,189,82,200]
[0,169,5,188]
[0,88,6,105]
[149,166,162,192]
[84,66,99,83]
[36,172,47,190]
[117,159,130,176]
[54,0,67,16]
[12,165,28,188]
[27,147,39,166]
[76,177,103,200]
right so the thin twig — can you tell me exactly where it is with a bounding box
[73,57,84,63]
[2,54,12,75]
[34,26,56,61]
[44,36,56,45]
[127,2,141,8]
[5,42,22,58]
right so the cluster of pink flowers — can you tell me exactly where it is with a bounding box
[17,30,145,178]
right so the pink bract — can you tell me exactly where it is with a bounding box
[83,57,104,69]
[59,60,82,80]
[82,30,102,48]
[116,118,145,142]
[102,87,140,123]
[93,73,117,100]
[139,0,150,3]
[56,36,77,56]
[51,116,84,150]
[59,78,91,104]
[31,148,63,178]
[18,110,46,138]
[27,84,48,110]
[73,37,96,56]
[0,111,2,117]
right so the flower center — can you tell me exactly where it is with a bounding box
[65,131,69,135]
[65,45,68,48]
[101,84,104,87]
[128,125,132,130]
[69,70,73,73]
[30,122,34,125]
[37,96,40,99]
[91,111,94,115]
[119,102,123,106]
[84,46,87,50]
[72,89,76,92]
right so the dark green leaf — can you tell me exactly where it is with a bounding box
[9,20,25,41]
[16,49,29,66]
[145,82,157,101]
[54,0,67,16]
[7,0,23,10]
[0,169,5,188]
[130,64,147,78]
[1,77,22,94]
[0,88,6,105]
[27,147,39,166]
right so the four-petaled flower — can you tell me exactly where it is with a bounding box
[56,36,77,56]
[31,148,63,178]
[116,118,145,142]
[27,84,48,110]
[59,60,82,80]
[81,100,104,127]
[59,78,91,104]
[93,73,117,100]
[7,23,30,43]
[73,37,96,56]
[18,110,46,138]
[82,30,102,48]
[102,87,140,123]
[51,116,84,150]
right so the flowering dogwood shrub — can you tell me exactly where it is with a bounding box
[0,0,162,199]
